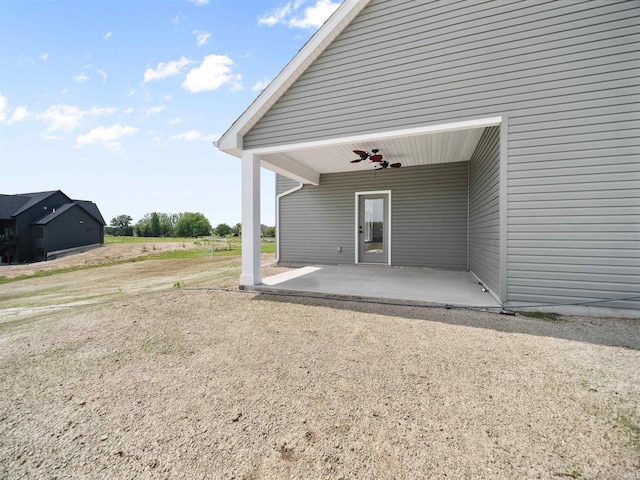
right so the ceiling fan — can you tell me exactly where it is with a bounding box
[350,148,401,169]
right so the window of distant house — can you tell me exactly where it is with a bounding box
[34,226,44,238]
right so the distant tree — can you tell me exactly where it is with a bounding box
[234,223,242,236]
[159,213,180,237]
[110,215,133,236]
[134,214,152,237]
[135,212,180,237]
[263,226,276,238]
[214,223,232,237]
[150,212,161,237]
[175,212,212,237]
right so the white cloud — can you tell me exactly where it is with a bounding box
[97,69,107,84]
[104,31,112,40]
[74,73,90,83]
[193,30,211,46]
[76,124,137,150]
[124,107,134,114]
[251,79,270,92]
[172,12,186,25]
[258,1,299,26]
[146,106,166,115]
[163,94,173,101]
[183,55,241,93]
[189,0,209,5]
[168,117,183,125]
[143,57,191,83]
[259,0,340,29]
[89,107,117,116]
[39,104,116,133]
[39,105,85,132]
[290,0,340,28]
[169,130,215,141]
[0,95,31,125]
[0,94,6,122]
[8,106,30,124]
[41,52,48,61]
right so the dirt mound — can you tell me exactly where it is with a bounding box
[0,242,199,279]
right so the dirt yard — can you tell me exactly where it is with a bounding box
[1,244,639,479]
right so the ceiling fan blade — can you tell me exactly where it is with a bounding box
[369,154,383,162]
[390,163,402,168]
[353,150,368,157]
[350,158,363,163]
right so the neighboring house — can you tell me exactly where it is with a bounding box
[0,191,105,264]
[217,0,639,312]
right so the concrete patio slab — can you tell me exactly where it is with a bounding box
[256,264,502,308]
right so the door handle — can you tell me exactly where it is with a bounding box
[358,226,363,233]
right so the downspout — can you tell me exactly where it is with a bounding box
[275,182,303,263]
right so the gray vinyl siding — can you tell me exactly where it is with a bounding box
[255,0,640,309]
[277,162,468,269]
[245,0,639,147]
[277,175,301,196]
[469,126,500,295]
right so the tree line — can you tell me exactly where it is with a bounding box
[107,213,274,238]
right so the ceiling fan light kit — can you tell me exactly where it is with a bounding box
[350,148,401,170]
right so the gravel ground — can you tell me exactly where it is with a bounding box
[1,247,639,479]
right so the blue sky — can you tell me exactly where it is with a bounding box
[0,0,342,227]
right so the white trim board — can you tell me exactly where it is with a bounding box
[245,117,503,156]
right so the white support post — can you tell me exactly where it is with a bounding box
[240,151,262,286]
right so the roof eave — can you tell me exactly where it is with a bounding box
[216,0,371,157]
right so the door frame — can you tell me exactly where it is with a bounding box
[355,190,391,265]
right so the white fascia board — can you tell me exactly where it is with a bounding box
[216,0,371,157]
[247,116,504,156]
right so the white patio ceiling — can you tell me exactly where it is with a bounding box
[258,126,487,181]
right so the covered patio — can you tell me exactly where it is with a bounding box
[215,2,506,305]
[223,117,506,298]
[255,264,502,309]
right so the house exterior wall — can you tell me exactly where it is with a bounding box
[469,126,500,296]
[277,162,468,269]
[255,0,640,309]
[14,191,71,263]
[42,205,103,255]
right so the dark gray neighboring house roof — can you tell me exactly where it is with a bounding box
[1,191,105,226]
[33,203,77,225]
[34,201,107,226]
[75,200,106,225]
[0,194,31,219]
[11,191,67,216]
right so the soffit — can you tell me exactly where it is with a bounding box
[260,127,486,177]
